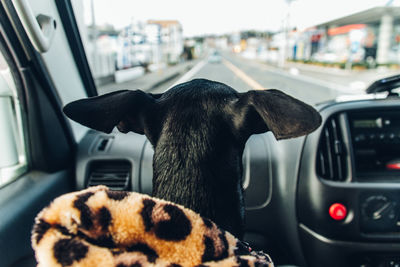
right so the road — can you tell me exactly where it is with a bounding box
[149,52,343,105]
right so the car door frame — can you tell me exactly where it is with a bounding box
[0,2,88,266]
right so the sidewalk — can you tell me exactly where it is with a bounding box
[273,61,400,93]
[98,59,200,95]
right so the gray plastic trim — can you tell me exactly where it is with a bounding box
[75,130,147,192]
[12,0,56,53]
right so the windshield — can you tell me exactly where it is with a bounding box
[71,0,400,105]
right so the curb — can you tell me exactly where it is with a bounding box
[144,64,196,92]
[146,72,181,91]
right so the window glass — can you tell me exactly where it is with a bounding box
[0,50,28,186]
[72,0,400,105]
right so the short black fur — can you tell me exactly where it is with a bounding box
[63,78,321,238]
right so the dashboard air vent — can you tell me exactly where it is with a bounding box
[87,160,131,190]
[316,115,347,181]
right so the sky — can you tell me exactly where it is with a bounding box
[81,0,399,37]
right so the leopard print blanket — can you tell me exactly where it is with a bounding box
[32,186,273,267]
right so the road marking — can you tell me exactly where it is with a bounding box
[167,59,207,91]
[222,59,264,90]
[262,65,362,94]
[235,56,364,95]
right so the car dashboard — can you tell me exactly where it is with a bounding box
[73,96,400,267]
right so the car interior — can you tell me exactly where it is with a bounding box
[1,1,400,267]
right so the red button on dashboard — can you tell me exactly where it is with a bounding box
[329,203,347,221]
[386,162,400,170]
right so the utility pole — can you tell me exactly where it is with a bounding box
[280,0,295,68]
[90,0,98,77]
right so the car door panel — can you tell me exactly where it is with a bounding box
[0,2,82,266]
[0,170,73,267]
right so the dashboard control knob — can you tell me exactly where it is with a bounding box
[362,196,395,221]
[360,195,399,233]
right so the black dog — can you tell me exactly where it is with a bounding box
[63,78,321,238]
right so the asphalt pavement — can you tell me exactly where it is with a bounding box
[276,61,400,93]
[149,52,343,105]
[97,59,201,95]
[97,51,400,106]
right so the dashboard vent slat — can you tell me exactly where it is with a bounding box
[87,161,131,190]
[317,116,347,182]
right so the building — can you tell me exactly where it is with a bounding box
[147,20,184,64]
[289,6,400,66]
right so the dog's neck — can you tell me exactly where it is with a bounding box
[150,126,245,237]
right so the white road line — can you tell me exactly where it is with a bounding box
[261,65,362,94]
[168,56,360,96]
[166,59,207,91]
[234,56,364,95]
[222,59,264,90]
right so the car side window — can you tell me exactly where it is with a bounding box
[0,49,28,186]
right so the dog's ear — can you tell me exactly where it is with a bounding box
[63,90,157,134]
[233,89,321,140]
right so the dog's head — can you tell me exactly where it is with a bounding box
[64,79,321,144]
[64,78,321,236]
